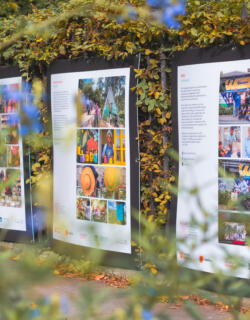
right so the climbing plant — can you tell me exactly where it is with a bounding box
[0,0,249,224]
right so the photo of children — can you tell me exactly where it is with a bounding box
[218,126,241,158]
[76,198,91,221]
[101,129,125,166]
[91,199,107,223]
[78,76,125,128]
[0,84,19,114]
[219,212,249,246]
[108,201,126,225]
[219,160,250,211]
[77,129,99,164]
[0,169,21,207]
[76,165,126,200]
[7,146,20,167]
[219,69,250,124]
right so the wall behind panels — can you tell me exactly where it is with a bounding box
[0,0,249,225]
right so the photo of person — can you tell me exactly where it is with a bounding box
[219,69,250,124]
[218,126,241,158]
[242,127,250,158]
[219,212,249,246]
[0,169,21,207]
[7,146,20,167]
[219,160,250,211]
[76,165,126,200]
[76,198,91,221]
[108,201,126,225]
[78,76,125,128]
[101,129,125,165]
[0,84,19,114]
[91,199,107,223]
[77,129,99,164]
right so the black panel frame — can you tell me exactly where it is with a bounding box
[48,57,140,269]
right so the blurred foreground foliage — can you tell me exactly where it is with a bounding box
[0,211,249,319]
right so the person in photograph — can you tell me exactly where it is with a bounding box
[235,176,248,195]
[94,103,99,127]
[224,127,238,148]
[244,127,250,158]
[232,91,241,117]
[102,130,114,163]
[86,97,91,115]
[219,141,227,157]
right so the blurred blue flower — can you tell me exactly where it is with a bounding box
[3,81,43,136]
[127,4,137,20]
[117,16,124,24]
[22,104,40,120]
[147,0,186,29]
[31,121,43,133]
[7,113,20,126]
[162,7,181,29]
[19,124,29,136]
[59,294,70,315]
[147,0,162,8]
[142,309,154,320]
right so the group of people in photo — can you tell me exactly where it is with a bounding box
[218,126,241,158]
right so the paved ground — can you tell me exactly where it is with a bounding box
[1,242,249,319]
[30,276,250,320]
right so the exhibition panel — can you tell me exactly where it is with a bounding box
[49,58,140,266]
[172,46,250,279]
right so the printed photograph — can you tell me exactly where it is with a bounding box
[219,69,250,124]
[76,198,91,221]
[77,129,99,164]
[7,146,20,167]
[91,199,107,223]
[219,212,249,246]
[76,165,126,200]
[0,84,19,114]
[218,126,241,158]
[78,76,126,128]
[242,126,250,158]
[0,115,19,145]
[219,160,250,211]
[100,129,125,165]
[0,169,21,207]
[108,201,126,225]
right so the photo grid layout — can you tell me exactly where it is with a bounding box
[0,83,22,208]
[76,76,127,226]
[218,67,250,246]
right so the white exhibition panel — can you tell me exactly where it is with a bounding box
[0,76,26,231]
[177,59,250,279]
[51,68,132,253]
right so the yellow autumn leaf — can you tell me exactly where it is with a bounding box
[154,92,160,99]
[166,111,171,119]
[145,49,152,55]
[150,267,158,274]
